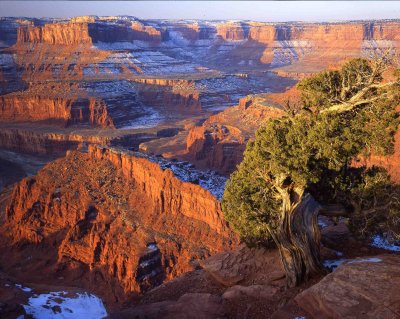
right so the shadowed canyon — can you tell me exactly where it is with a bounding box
[1,14,400,319]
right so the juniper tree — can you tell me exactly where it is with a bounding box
[222,57,400,287]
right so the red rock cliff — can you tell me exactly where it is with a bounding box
[0,147,237,307]
[216,22,247,41]
[131,21,162,42]
[185,95,285,175]
[0,84,114,128]
[17,22,92,45]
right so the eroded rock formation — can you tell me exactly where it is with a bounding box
[185,94,285,174]
[17,22,92,45]
[0,146,238,306]
[0,86,114,127]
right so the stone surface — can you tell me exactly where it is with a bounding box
[295,254,400,319]
[112,293,225,319]
[200,244,285,287]
[222,284,279,300]
[183,94,285,175]
[0,147,238,307]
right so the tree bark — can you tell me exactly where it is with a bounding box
[271,192,325,287]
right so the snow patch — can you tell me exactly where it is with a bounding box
[15,284,32,292]
[23,291,107,319]
[347,257,382,264]
[147,243,158,252]
[370,235,400,252]
[119,108,163,129]
[334,250,343,257]
[318,217,328,228]
[324,256,383,271]
[323,259,348,270]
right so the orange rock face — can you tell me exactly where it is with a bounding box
[185,94,285,175]
[0,146,238,307]
[134,79,202,112]
[131,21,162,42]
[216,23,247,41]
[17,22,92,45]
[0,127,82,156]
[0,92,114,127]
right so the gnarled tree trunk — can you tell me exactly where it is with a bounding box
[271,191,325,287]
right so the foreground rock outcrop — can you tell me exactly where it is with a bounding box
[296,254,400,319]
[0,146,238,307]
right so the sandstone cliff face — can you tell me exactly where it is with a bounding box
[0,128,81,156]
[17,22,92,45]
[135,79,202,112]
[185,95,285,175]
[216,23,248,41]
[0,94,114,127]
[186,124,246,175]
[367,21,400,40]
[131,21,163,42]
[1,147,238,306]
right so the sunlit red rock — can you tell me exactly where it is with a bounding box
[0,146,238,306]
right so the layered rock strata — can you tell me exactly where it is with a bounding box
[185,94,285,174]
[16,22,92,45]
[0,146,238,306]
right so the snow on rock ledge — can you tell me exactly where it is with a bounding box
[23,291,107,319]
[370,234,400,252]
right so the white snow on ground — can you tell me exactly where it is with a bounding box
[156,159,227,199]
[15,284,33,292]
[324,257,382,271]
[370,235,400,252]
[347,257,382,264]
[119,109,163,129]
[23,291,107,319]
[317,217,328,228]
[323,259,348,270]
[334,250,343,257]
[147,243,159,252]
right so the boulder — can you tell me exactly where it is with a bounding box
[200,244,285,287]
[295,254,400,319]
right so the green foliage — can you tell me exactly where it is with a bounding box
[222,58,400,245]
[297,58,381,111]
[297,70,341,109]
[349,168,400,240]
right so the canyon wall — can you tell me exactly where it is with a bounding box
[1,147,237,306]
[89,145,228,233]
[185,95,285,175]
[215,21,400,43]
[13,19,400,49]
[0,128,81,156]
[0,127,113,156]
[0,94,114,127]
[16,22,92,45]
[130,21,163,42]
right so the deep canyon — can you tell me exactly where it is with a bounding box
[1,15,400,319]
